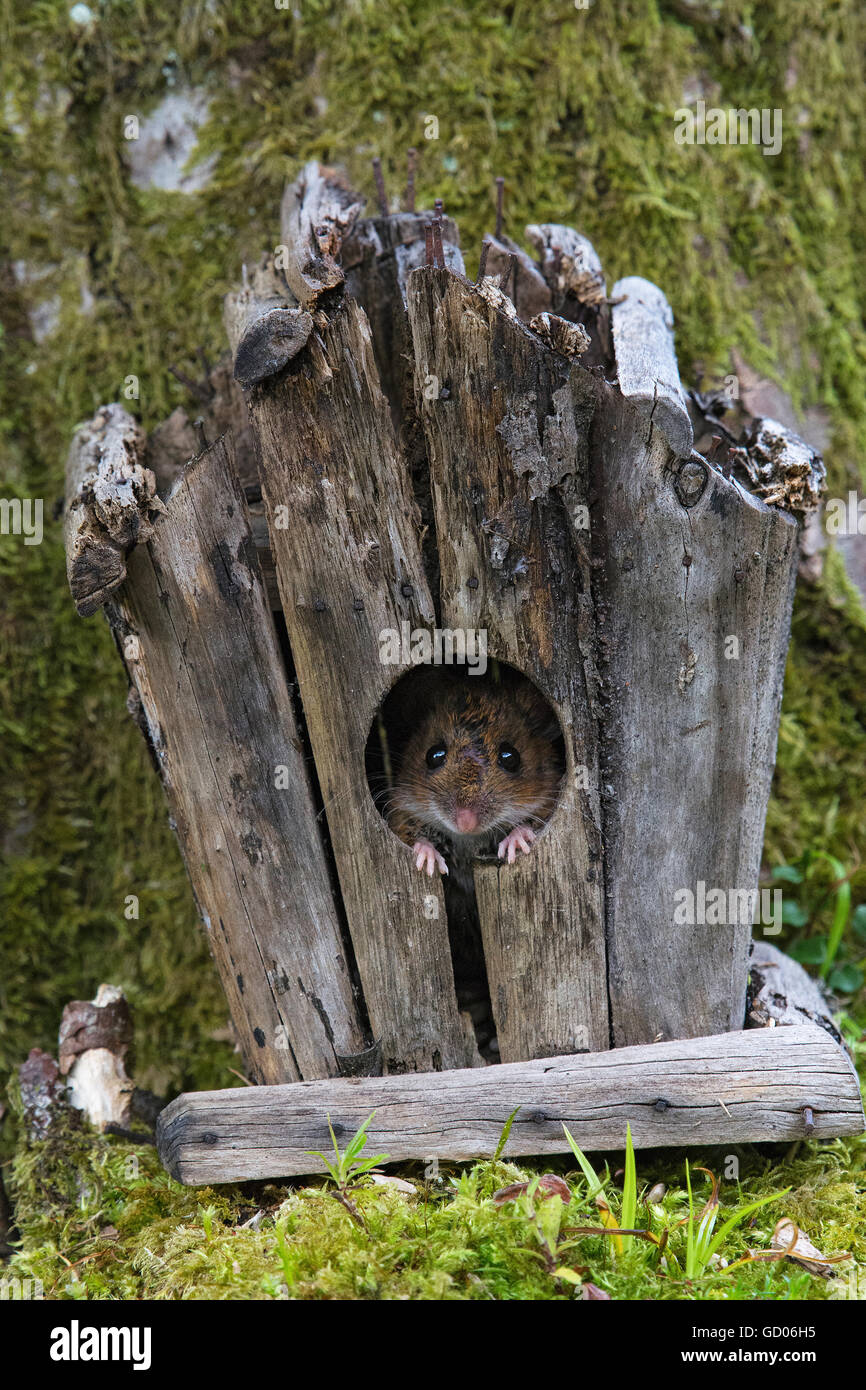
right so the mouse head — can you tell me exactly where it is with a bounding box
[394,678,564,841]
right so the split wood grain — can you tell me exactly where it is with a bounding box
[595,293,799,1046]
[64,402,164,617]
[407,267,609,1061]
[111,434,365,1083]
[249,295,472,1074]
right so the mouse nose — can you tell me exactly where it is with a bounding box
[455,808,479,834]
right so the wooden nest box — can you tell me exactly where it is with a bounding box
[63,161,864,1183]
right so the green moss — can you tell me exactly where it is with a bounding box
[6,1095,865,1300]
[2,0,866,1297]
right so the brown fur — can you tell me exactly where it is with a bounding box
[388,672,563,875]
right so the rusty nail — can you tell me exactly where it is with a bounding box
[424,222,434,266]
[467,576,479,589]
[372,157,388,218]
[803,1106,815,1136]
[406,147,417,212]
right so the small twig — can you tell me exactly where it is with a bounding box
[168,364,212,405]
[433,217,445,269]
[372,156,388,217]
[332,1188,368,1232]
[406,147,417,212]
[477,237,491,284]
[228,1067,256,1088]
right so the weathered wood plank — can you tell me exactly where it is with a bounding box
[111,434,365,1083]
[279,161,365,308]
[525,222,610,367]
[157,1024,864,1183]
[343,210,462,433]
[407,267,609,1061]
[747,941,845,1045]
[64,403,165,617]
[594,288,800,1045]
[610,274,693,458]
[224,255,313,390]
[249,295,470,1074]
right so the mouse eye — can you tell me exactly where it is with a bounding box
[425,742,447,770]
[497,742,521,773]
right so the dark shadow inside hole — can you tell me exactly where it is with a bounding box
[365,660,566,1062]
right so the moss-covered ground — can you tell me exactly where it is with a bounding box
[1,0,865,1298]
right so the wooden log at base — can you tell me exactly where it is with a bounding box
[157,1023,864,1184]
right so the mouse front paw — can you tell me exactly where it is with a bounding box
[497,825,536,865]
[412,839,449,877]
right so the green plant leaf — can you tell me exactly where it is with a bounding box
[621,1123,637,1254]
[493,1107,521,1163]
[562,1124,605,1197]
[822,861,851,977]
[851,904,866,941]
[828,964,863,993]
[772,864,804,884]
[781,900,809,927]
[787,936,827,965]
[705,1189,789,1264]
[536,1193,564,1249]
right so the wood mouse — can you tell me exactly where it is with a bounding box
[386,670,564,884]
